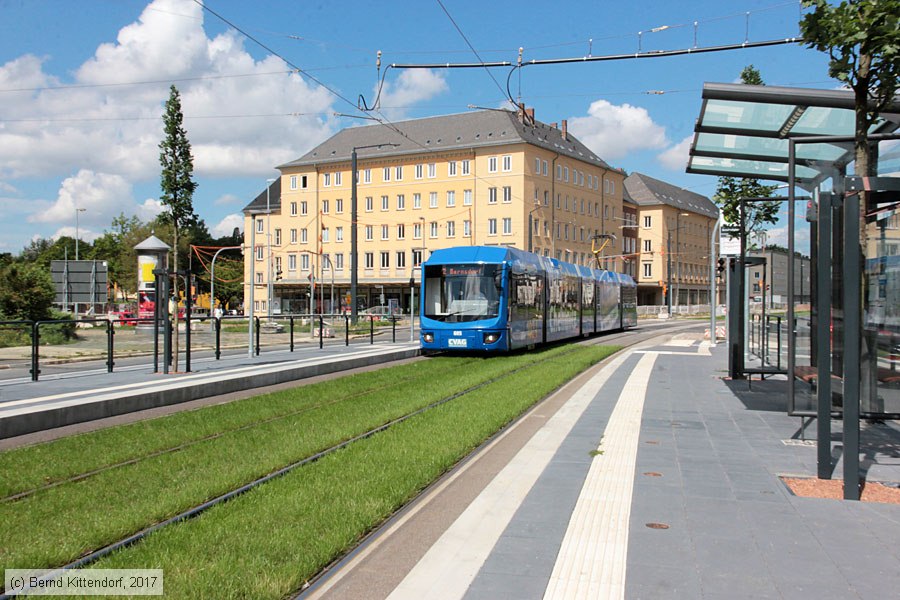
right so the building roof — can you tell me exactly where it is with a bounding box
[244,177,281,214]
[278,109,617,172]
[623,172,719,219]
[133,234,171,252]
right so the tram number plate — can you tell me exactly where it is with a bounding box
[448,338,467,348]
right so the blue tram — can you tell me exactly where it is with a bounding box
[419,246,637,352]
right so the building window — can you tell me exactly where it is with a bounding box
[412,249,423,266]
[488,187,497,204]
[322,253,330,270]
[336,226,343,242]
[488,218,498,235]
[365,252,374,269]
[395,166,403,180]
[564,166,569,182]
[556,165,562,180]
[322,228,329,243]
[542,160,548,176]
[255,272,263,284]
[365,196,373,212]
[381,195,389,211]
[324,173,333,187]
[290,228,297,244]
[256,219,264,233]
[383,167,391,182]
[301,228,308,244]
[427,163,436,178]
[335,253,344,270]
[322,199,329,214]
[447,190,455,207]
[381,224,389,240]
[447,221,456,237]
[430,192,438,208]
[414,222,422,239]
[365,225,373,241]
[643,215,652,228]
[464,189,472,205]
[274,228,282,245]
[301,201,308,216]
[502,155,512,172]
[544,190,549,206]
[255,246,263,260]
[448,161,457,176]
[397,223,405,239]
[502,186,512,203]
[535,157,541,174]
[413,193,421,209]
[463,220,471,237]
[288,254,297,271]
[289,175,297,190]
[415,164,423,179]
[461,160,470,175]
[488,156,498,173]
[301,254,310,270]
[643,239,652,252]
[336,198,343,213]
[334,172,342,186]
[430,221,438,238]
[502,217,512,235]
[397,194,405,210]
[397,251,406,269]
[380,252,390,269]
[363,169,371,184]
[290,201,297,216]
[643,262,652,278]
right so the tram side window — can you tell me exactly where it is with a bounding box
[510,272,541,321]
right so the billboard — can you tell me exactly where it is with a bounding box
[50,260,108,306]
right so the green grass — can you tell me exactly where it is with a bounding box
[0,344,617,574]
[93,344,617,598]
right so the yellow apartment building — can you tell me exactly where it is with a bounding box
[243,109,626,315]
[623,172,720,309]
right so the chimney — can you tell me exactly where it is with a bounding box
[550,122,557,129]
[561,119,568,140]
[526,107,534,123]
[517,102,526,123]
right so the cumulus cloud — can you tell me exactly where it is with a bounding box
[0,0,335,182]
[376,69,449,120]
[29,170,135,225]
[657,135,694,171]
[567,99,668,160]
[211,213,244,238]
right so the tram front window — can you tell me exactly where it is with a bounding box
[424,264,501,322]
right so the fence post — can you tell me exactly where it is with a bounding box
[254,316,260,356]
[290,316,295,352]
[392,316,396,343]
[776,316,782,370]
[107,319,115,373]
[319,315,324,349]
[30,321,40,382]
[345,314,350,346]
[369,317,374,345]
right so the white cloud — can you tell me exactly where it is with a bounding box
[211,213,244,238]
[567,99,668,160]
[657,135,694,171]
[28,169,135,225]
[214,193,242,206]
[376,69,449,120]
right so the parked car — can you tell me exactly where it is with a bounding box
[360,306,400,322]
[108,310,137,326]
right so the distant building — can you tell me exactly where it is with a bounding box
[748,247,812,305]
[243,108,627,314]
[624,172,720,308]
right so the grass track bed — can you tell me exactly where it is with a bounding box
[93,344,618,598]
[0,345,615,573]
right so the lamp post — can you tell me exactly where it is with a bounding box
[265,178,275,318]
[75,207,86,261]
[350,143,399,324]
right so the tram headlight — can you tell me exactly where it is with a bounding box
[423,332,434,343]
[483,332,501,344]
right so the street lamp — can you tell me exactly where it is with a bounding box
[265,178,275,318]
[351,143,399,324]
[75,207,86,261]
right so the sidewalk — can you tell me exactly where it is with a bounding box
[307,333,900,599]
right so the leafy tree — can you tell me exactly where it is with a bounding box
[713,65,779,238]
[89,214,154,300]
[801,0,900,176]
[159,84,198,369]
[0,263,55,321]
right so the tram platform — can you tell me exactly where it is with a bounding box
[303,333,900,600]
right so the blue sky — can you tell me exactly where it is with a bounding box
[0,0,835,254]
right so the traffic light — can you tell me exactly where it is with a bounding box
[275,269,283,281]
[716,257,726,274]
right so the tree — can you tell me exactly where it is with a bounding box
[159,84,198,370]
[801,0,900,176]
[713,65,780,238]
[0,263,55,321]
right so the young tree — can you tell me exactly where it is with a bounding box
[801,0,900,176]
[0,263,55,321]
[159,85,198,370]
[713,65,780,239]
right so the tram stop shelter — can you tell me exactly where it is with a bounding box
[687,82,900,500]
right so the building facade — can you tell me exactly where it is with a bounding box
[243,109,626,315]
[624,172,720,308]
